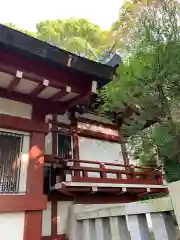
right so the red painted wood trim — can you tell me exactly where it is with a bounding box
[27,132,46,195]
[8,76,21,92]
[71,176,161,185]
[24,211,43,240]
[52,114,58,155]
[0,113,48,134]
[44,155,154,170]
[0,195,47,212]
[30,83,47,97]
[0,87,66,114]
[74,194,139,204]
[24,108,47,240]
[51,198,58,236]
[71,120,80,177]
[49,120,122,142]
[0,50,92,95]
[42,235,67,240]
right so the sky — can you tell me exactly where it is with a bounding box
[0,0,124,32]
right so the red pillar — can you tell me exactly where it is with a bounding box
[23,107,48,240]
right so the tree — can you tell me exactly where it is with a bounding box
[36,18,111,58]
[99,0,180,182]
[5,18,113,59]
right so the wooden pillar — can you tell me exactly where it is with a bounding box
[51,198,58,237]
[52,114,58,155]
[71,119,80,177]
[23,107,48,240]
[71,119,79,160]
[121,141,129,165]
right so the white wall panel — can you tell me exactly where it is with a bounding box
[0,212,24,240]
[79,137,123,164]
[19,134,30,193]
[42,202,52,236]
[57,201,73,235]
[79,137,124,177]
[0,97,32,119]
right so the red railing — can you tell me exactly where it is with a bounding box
[45,155,163,186]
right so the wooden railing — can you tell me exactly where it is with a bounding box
[45,155,163,186]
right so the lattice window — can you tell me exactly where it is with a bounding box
[0,131,23,193]
[57,134,72,159]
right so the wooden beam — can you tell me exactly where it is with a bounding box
[0,86,66,114]
[50,85,71,102]
[0,50,92,95]
[50,89,68,102]
[30,83,46,97]
[8,77,21,92]
[0,195,47,212]
[66,92,91,110]
[7,70,23,92]
[0,113,48,134]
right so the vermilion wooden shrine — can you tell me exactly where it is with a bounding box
[0,24,166,240]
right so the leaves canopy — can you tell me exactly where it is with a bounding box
[99,0,180,182]
[6,18,113,59]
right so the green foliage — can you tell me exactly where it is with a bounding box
[99,0,180,182]
[36,18,108,57]
[128,127,158,167]
[5,18,113,59]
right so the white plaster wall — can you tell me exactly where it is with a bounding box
[19,133,30,193]
[42,201,51,236]
[79,137,124,178]
[0,212,25,240]
[0,97,32,119]
[79,137,123,164]
[57,201,73,235]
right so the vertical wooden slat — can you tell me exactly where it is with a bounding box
[51,198,57,237]
[151,212,176,240]
[71,119,80,178]
[76,221,83,240]
[128,214,150,240]
[95,218,111,240]
[83,219,91,240]
[103,218,111,240]
[121,141,129,165]
[100,163,107,180]
[52,114,58,155]
[110,216,129,240]
[95,218,105,240]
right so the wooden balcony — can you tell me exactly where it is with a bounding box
[44,155,167,196]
